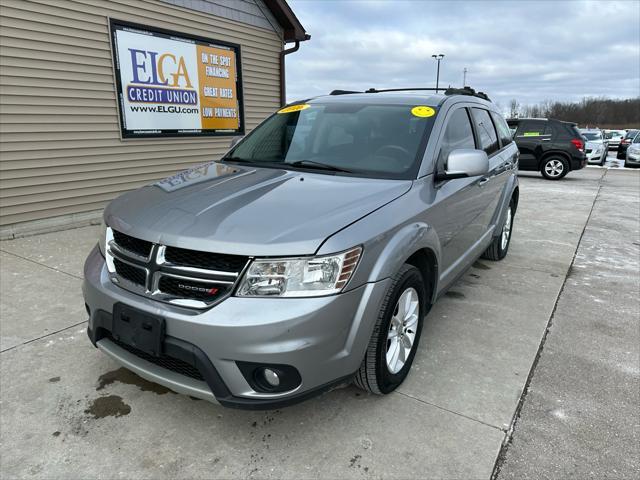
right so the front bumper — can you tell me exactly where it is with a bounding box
[626,151,640,165]
[83,246,390,408]
[585,146,605,164]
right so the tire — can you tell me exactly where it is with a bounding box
[540,156,569,180]
[482,199,515,261]
[354,264,427,395]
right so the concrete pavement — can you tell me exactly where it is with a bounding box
[1,165,638,479]
[496,168,640,479]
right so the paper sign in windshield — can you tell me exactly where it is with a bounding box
[411,106,436,118]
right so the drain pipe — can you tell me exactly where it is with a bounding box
[280,35,309,106]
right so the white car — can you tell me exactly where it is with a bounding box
[580,129,608,166]
[625,132,640,168]
[604,129,626,150]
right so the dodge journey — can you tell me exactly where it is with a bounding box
[83,87,519,409]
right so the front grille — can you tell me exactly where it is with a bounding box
[113,230,153,258]
[113,258,146,286]
[107,227,246,308]
[165,246,248,272]
[110,336,205,381]
[158,276,227,301]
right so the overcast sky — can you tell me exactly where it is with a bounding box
[285,0,640,110]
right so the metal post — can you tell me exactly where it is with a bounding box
[432,54,445,93]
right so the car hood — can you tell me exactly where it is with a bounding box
[105,162,412,256]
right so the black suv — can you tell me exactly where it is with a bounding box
[507,118,587,180]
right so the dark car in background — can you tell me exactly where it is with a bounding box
[617,129,639,159]
[507,118,587,180]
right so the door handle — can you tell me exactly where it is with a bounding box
[478,177,490,186]
[541,138,551,142]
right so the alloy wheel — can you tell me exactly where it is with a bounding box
[544,159,564,177]
[386,287,419,374]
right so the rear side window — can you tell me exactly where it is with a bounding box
[516,121,549,137]
[490,111,513,147]
[471,108,499,155]
[436,108,475,171]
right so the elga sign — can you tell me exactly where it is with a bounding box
[110,20,244,138]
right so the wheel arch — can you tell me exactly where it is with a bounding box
[512,185,520,211]
[362,222,441,306]
[404,248,438,306]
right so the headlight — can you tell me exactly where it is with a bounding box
[237,247,362,297]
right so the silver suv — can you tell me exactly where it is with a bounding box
[83,87,519,408]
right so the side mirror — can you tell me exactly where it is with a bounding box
[436,149,489,181]
[230,136,244,148]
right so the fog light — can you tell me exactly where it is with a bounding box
[263,368,280,387]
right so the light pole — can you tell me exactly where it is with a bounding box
[463,67,468,87]
[431,54,445,93]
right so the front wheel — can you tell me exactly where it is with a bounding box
[354,264,427,394]
[541,157,569,180]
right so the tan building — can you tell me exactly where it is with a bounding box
[0,0,308,238]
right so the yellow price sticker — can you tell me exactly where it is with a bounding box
[277,104,310,114]
[411,106,436,118]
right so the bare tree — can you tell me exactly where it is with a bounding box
[509,99,520,118]
[512,97,639,128]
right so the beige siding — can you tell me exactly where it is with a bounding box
[0,0,284,227]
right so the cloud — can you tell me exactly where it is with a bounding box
[285,0,640,108]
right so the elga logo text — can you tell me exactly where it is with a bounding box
[126,48,198,106]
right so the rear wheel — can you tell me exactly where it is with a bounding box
[482,199,515,261]
[541,157,568,180]
[354,264,427,394]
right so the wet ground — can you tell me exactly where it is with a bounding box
[1,165,638,479]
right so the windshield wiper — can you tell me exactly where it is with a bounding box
[222,156,254,163]
[222,157,284,168]
[289,160,353,173]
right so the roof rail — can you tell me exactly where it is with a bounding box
[329,89,361,95]
[444,87,492,102]
[365,87,441,93]
[327,86,492,102]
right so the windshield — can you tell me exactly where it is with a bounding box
[605,130,624,138]
[224,102,437,179]
[581,132,602,140]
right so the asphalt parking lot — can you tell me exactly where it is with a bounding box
[1,156,638,479]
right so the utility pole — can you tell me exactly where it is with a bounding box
[431,54,445,93]
[463,67,468,87]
